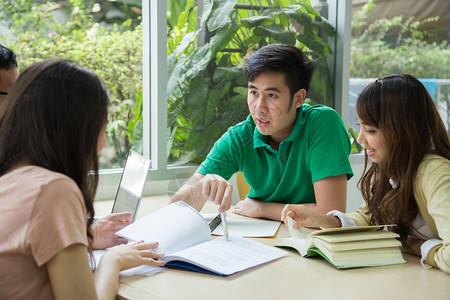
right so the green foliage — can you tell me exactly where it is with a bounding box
[348,126,363,154]
[350,0,450,151]
[350,0,449,79]
[168,0,188,31]
[167,0,336,165]
[127,89,144,154]
[0,0,143,168]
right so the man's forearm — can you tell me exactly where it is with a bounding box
[258,202,286,221]
[311,174,348,214]
[301,202,343,214]
[263,201,341,222]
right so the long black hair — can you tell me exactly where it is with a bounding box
[357,74,450,240]
[0,58,109,244]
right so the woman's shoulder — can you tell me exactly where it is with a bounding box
[418,154,450,174]
[414,154,449,202]
[3,165,76,189]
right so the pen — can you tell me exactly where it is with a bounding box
[221,212,229,241]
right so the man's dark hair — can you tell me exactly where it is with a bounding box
[244,44,314,98]
[0,44,18,70]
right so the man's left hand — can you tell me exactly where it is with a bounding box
[231,197,263,218]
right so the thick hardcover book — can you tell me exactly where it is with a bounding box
[275,218,406,269]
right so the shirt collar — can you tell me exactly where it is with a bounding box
[252,105,308,149]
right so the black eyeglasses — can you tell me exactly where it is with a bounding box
[0,92,7,95]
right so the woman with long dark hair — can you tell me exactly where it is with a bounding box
[0,59,164,299]
[281,74,450,274]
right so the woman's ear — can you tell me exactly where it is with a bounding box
[293,89,306,108]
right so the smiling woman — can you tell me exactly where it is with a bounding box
[353,74,450,274]
[356,118,387,164]
[282,74,450,274]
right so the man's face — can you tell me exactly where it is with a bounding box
[0,67,19,105]
[247,71,305,145]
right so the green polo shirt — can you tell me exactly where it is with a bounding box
[197,104,353,204]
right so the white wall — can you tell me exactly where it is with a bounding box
[347,154,365,212]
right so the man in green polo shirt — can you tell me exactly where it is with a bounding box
[172,44,353,221]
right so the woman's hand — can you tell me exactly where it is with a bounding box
[281,205,320,229]
[102,241,165,270]
[92,212,132,249]
[93,241,165,299]
[281,204,342,229]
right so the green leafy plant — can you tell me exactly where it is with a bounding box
[349,0,450,150]
[167,0,336,165]
[348,126,363,154]
[351,10,449,79]
[351,0,449,80]
[127,89,144,154]
[0,0,143,168]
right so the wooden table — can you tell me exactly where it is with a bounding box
[94,195,450,300]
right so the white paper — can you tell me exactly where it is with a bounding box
[203,214,281,237]
[163,236,286,275]
[287,217,316,239]
[117,201,211,254]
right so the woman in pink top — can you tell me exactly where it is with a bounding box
[0,59,164,299]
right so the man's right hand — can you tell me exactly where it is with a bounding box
[200,174,233,213]
[170,173,233,213]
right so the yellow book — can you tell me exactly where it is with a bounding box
[275,217,407,269]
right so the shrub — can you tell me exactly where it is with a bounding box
[0,0,143,167]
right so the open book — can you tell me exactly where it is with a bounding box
[116,201,286,276]
[275,217,406,269]
[202,214,281,237]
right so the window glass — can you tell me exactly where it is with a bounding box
[350,0,450,138]
[0,0,143,168]
[167,0,337,166]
